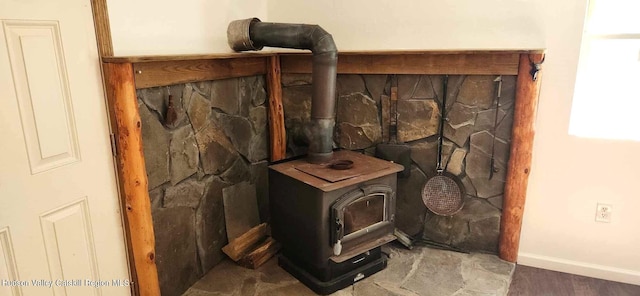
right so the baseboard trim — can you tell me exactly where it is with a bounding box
[518,252,640,285]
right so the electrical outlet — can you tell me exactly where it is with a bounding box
[595,203,612,223]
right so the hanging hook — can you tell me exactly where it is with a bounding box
[529,54,545,81]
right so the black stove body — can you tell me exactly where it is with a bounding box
[269,150,403,294]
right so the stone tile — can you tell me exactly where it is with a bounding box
[250,106,268,136]
[337,74,366,97]
[282,85,312,147]
[195,81,212,97]
[444,123,474,148]
[195,122,238,175]
[354,282,399,296]
[461,175,477,197]
[437,75,466,111]
[397,75,419,100]
[396,166,428,236]
[256,282,318,296]
[249,128,269,162]
[222,181,260,240]
[446,148,467,176]
[424,198,501,253]
[465,151,506,198]
[149,186,164,211]
[474,108,506,133]
[139,100,170,190]
[190,259,256,294]
[465,253,514,277]
[250,161,270,223]
[456,76,496,109]
[248,106,269,162]
[363,74,389,105]
[138,85,185,123]
[181,288,214,296]
[196,177,229,273]
[182,84,194,108]
[170,125,199,185]
[153,206,200,296]
[164,178,206,208]
[497,76,517,112]
[397,99,439,142]
[411,75,437,99]
[256,256,298,285]
[369,247,421,285]
[282,73,312,86]
[137,87,165,117]
[336,92,381,149]
[401,249,464,295]
[460,255,512,295]
[488,195,503,210]
[245,75,267,107]
[211,78,240,115]
[410,139,454,176]
[214,112,254,157]
[496,112,513,141]
[447,103,478,129]
[187,92,211,132]
[469,131,509,166]
[337,123,378,150]
[219,157,251,184]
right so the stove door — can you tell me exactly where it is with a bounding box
[331,185,394,256]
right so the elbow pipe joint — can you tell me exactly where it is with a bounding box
[227,18,337,163]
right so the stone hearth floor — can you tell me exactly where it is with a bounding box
[182,244,515,296]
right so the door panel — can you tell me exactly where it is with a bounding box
[3,20,80,174]
[0,0,130,295]
[0,227,21,296]
[40,199,99,296]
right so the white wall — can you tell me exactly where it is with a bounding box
[107,0,267,55]
[106,0,640,284]
[267,0,640,284]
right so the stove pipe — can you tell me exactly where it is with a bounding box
[227,18,337,163]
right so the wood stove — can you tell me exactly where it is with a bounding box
[269,150,403,294]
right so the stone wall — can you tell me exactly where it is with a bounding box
[137,76,269,296]
[282,74,516,254]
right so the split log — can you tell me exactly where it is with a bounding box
[222,223,268,261]
[238,237,281,269]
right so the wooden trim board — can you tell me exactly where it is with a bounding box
[132,56,269,88]
[280,52,521,75]
[90,0,113,57]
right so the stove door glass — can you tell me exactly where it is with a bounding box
[343,194,384,236]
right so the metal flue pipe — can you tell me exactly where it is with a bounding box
[227,18,337,163]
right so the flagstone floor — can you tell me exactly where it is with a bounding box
[182,244,515,296]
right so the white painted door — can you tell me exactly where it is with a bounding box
[0,0,131,295]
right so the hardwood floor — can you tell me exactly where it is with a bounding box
[508,265,640,296]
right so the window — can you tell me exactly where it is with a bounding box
[569,0,640,141]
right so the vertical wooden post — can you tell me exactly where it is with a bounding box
[499,53,544,262]
[103,63,161,296]
[267,55,286,161]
